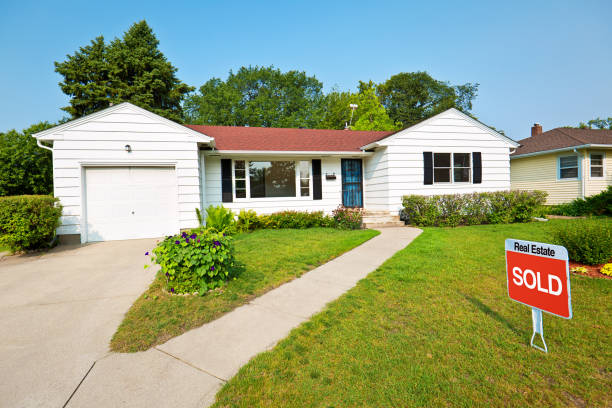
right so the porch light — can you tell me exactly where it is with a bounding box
[125,144,132,153]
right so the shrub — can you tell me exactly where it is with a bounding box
[205,205,235,233]
[266,210,334,229]
[332,206,363,229]
[600,263,612,277]
[150,228,235,294]
[236,209,259,232]
[401,190,547,227]
[0,195,62,252]
[549,186,612,216]
[552,219,612,265]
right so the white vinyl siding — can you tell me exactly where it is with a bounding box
[45,104,205,240]
[363,109,514,213]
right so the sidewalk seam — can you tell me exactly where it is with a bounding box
[62,360,96,408]
[153,347,228,383]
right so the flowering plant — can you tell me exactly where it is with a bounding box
[600,263,612,277]
[332,206,363,230]
[570,266,588,275]
[147,228,235,294]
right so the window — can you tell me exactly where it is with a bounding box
[433,153,471,183]
[249,161,296,198]
[234,160,246,198]
[299,161,310,196]
[590,153,604,178]
[559,156,579,179]
[434,153,451,183]
[453,153,471,183]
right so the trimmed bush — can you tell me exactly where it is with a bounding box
[149,228,235,294]
[204,205,236,233]
[549,186,612,216]
[401,190,547,227]
[552,219,612,265]
[264,210,335,229]
[0,195,62,252]
[332,206,363,229]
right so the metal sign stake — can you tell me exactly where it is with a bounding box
[530,308,547,353]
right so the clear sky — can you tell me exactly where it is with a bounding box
[1,0,610,140]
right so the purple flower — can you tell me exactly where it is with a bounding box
[214,241,221,246]
[190,233,197,239]
[197,239,200,243]
[175,240,180,245]
[210,266,215,271]
[181,232,187,238]
[165,272,169,277]
[185,238,190,243]
[145,251,149,256]
[222,233,226,237]
[170,288,174,293]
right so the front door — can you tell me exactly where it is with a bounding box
[341,159,363,208]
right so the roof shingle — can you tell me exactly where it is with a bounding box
[512,128,612,156]
[185,125,395,152]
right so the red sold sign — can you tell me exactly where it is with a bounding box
[505,239,572,319]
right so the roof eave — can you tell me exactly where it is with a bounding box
[203,150,373,157]
[510,144,612,159]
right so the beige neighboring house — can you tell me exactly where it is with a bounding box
[511,124,612,204]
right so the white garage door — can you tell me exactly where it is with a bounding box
[85,167,178,242]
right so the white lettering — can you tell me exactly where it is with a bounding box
[524,269,536,289]
[549,275,563,296]
[536,272,548,294]
[512,267,524,286]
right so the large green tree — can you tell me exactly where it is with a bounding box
[0,122,54,196]
[377,71,478,128]
[577,117,612,129]
[55,20,193,122]
[184,66,326,128]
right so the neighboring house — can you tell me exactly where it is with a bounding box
[511,124,612,204]
[33,102,518,243]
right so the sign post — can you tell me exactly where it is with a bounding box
[505,239,572,352]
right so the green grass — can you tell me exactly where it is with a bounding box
[110,228,379,352]
[212,220,611,408]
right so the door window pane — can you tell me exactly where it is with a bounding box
[234,160,246,198]
[249,161,296,198]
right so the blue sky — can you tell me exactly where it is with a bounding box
[0,0,610,140]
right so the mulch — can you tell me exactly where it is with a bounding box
[568,261,611,280]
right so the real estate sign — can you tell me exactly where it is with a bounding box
[505,239,572,352]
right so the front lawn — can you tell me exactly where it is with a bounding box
[212,220,611,407]
[111,228,379,352]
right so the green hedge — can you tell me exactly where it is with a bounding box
[549,186,612,216]
[401,190,547,227]
[553,219,612,265]
[0,195,62,252]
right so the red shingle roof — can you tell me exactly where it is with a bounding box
[513,128,612,156]
[185,125,395,152]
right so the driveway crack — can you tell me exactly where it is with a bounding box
[62,360,96,408]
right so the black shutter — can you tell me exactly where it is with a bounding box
[423,152,433,185]
[473,152,482,184]
[221,158,233,202]
[312,159,322,200]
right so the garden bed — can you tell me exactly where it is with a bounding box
[569,261,612,280]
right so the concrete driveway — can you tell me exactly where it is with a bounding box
[0,238,157,408]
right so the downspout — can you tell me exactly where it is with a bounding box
[573,148,585,199]
[37,139,53,152]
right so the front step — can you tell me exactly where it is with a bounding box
[362,210,404,228]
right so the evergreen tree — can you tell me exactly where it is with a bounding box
[55,21,193,122]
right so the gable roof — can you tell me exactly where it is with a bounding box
[32,102,214,143]
[186,125,395,152]
[360,108,519,149]
[512,128,612,157]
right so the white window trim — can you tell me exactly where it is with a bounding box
[589,152,605,179]
[232,158,313,201]
[557,154,581,181]
[433,152,472,184]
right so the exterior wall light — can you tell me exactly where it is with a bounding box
[125,144,132,153]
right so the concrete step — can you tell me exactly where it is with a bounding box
[363,221,405,229]
[362,217,401,224]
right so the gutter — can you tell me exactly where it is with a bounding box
[204,150,373,157]
[511,144,612,160]
[36,138,53,152]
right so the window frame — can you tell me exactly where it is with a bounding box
[557,154,580,180]
[589,152,605,179]
[432,152,472,184]
[232,158,313,200]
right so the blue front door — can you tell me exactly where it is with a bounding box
[341,159,363,208]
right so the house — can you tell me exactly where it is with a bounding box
[32,102,518,243]
[510,124,612,204]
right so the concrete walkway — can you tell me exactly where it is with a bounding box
[67,227,422,407]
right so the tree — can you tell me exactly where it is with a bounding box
[0,122,54,196]
[577,118,612,129]
[55,20,193,122]
[351,82,400,131]
[377,71,478,127]
[184,66,326,128]
[318,89,353,130]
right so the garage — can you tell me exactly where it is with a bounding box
[84,166,178,242]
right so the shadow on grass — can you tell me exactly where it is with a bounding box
[459,292,522,336]
[229,260,247,280]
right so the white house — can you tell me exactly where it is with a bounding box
[33,102,518,243]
